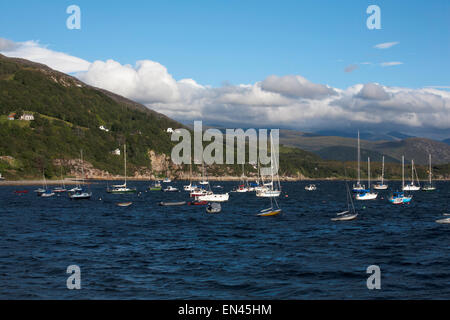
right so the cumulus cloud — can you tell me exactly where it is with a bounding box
[261,75,337,99]
[374,42,399,49]
[1,38,449,137]
[0,38,90,73]
[356,83,390,100]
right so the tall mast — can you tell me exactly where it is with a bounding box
[368,157,371,189]
[357,131,361,184]
[429,154,432,184]
[411,159,414,184]
[124,144,127,186]
[81,150,84,186]
[381,156,385,185]
[402,156,405,189]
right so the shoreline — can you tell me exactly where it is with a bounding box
[1,177,449,186]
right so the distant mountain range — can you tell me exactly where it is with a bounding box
[280,130,450,165]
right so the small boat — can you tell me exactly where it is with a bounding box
[163,186,179,192]
[107,145,137,194]
[332,176,358,221]
[40,191,56,198]
[388,191,412,204]
[68,186,83,192]
[422,154,436,191]
[69,191,92,200]
[163,178,172,183]
[34,188,46,196]
[53,187,67,193]
[14,190,29,194]
[403,159,421,191]
[356,157,378,200]
[206,202,222,214]
[436,218,450,224]
[149,181,162,191]
[190,188,208,197]
[373,156,388,190]
[188,201,208,206]
[117,202,133,207]
[258,208,282,216]
[159,201,187,206]
[197,192,230,202]
[353,131,366,193]
[305,184,317,191]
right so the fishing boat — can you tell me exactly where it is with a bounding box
[305,184,317,191]
[149,181,162,191]
[373,156,388,190]
[107,145,137,194]
[163,186,179,192]
[206,202,222,214]
[403,159,420,191]
[353,131,366,192]
[356,157,378,200]
[422,154,436,191]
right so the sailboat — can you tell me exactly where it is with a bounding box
[403,159,420,191]
[69,150,92,200]
[199,161,209,185]
[352,131,366,192]
[258,133,282,216]
[373,156,388,190]
[389,156,412,204]
[332,179,358,221]
[422,154,436,191]
[107,145,137,194]
[234,164,250,193]
[256,134,281,198]
[356,157,378,200]
[183,164,198,191]
[39,173,56,198]
[53,164,67,193]
[196,157,229,202]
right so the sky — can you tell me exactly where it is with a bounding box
[0,0,449,139]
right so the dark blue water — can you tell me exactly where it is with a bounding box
[0,181,449,299]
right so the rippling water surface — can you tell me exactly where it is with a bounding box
[0,181,449,299]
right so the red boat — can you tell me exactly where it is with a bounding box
[188,201,208,206]
[14,190,29,194]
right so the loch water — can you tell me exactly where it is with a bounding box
[0,181,449,299]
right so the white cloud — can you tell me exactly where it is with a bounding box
[380,61,403,67]
[374,42,399,49]
[1,38,449,136]
[0,38,90,73]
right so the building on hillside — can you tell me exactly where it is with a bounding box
[20,113,34,121]
[99,125,110,132]
[112,148,121,156]
[8,113,16,120]
[167,128,174,133]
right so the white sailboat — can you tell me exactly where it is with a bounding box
[353,131,366,192]
[256,133,282,198]
[40,173,55,198]
[196,157,229,202]
[199,161,209,185]
[69,150,92,200]
[234,164,250,193]
[332,180,358,221]
[184,164,198,191]
[107,145,137,194]
[389,156,412,204]
[373,156,388,190]
[258,132,282,216]
[403,159,420,191]
[356,157,378,200]
[422,154,436,191]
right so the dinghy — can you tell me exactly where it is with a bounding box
[159,201,187,206]
[206,202,222,214]
[117,202,133,207]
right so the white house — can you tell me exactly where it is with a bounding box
[167,128,174,133]
[99,125,110,132]
[112,148,121,156]
[20,113,34,121]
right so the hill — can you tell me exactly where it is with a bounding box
[280,130,450,165]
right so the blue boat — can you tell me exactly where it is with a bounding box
[389,191,412,204]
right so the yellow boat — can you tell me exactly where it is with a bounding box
[258,208,282,216]
[117,202,133,207]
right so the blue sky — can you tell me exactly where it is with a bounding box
[1,0,449,89]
